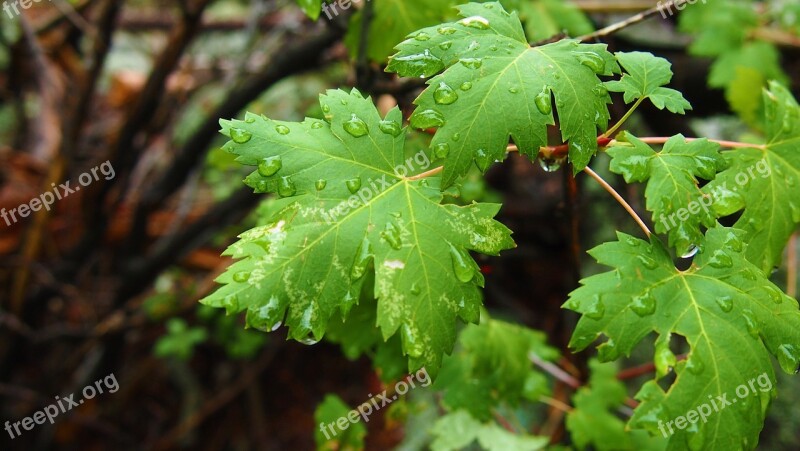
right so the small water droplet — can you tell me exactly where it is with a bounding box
[255,180,268,192]
[410,109,445,129]
[410,282,421,295]
[625,236,640,247]
[343,114,368,137]
[230,128,252,144]
[311,121,324,129]
[630,291,656,317]
[275,125,290,135]
[460,81,473,91]
[597,338,619,361]
[592,84,608,97]
[538,157,564,173]
[277,176,296,197]
[315,179,327,191]
[475,148,491,172]
[257,156,282,177]
[576,51,606,73]
[322,104,331,113]
[686,357,705,375]
[655,337,676,377]
[437,26,457,35]
[508,85,519,94]
[459,15,490,30]
[346,177,362,194]
[777,344,800,374]
[742,310,759,339]
[381,222,403,250]
[716,295,733,312]
[434,143,450,159]
[585,294,605,320]
[553,73,561,80]
[459,57,483,69]
[637,255,659,270]
[534,86,552,115]
[489,45,498,52]
[413,31,430,41]
[686,423,707,451]
[233,271,250,283]
[451,133,461,142]
[766,286,784,304]
[707,250,733,268]
[351,237,373,280]
[791,202,800,222]
[723,232,743,252]
[378,120,402,137]
[434,82,459,105]
[245,116,256,124]
[438,41,453,51]
[449,244,475,283]
[681,244,700,259]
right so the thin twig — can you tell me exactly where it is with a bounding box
[583,166,651,237]
[624,137,766,150]
[530,353,581,389]
[577,0,690,42]
[539,395,574,413]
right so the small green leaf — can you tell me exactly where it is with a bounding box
[430,410,548,451]
[604,51,692,114]
[314,394,366,451]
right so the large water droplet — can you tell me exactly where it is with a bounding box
[393,49,443,78]
[277,176,296,197]
[257,156,282,177]
[777,344,800,374]
[631,291,656,317]
[534,86,552,115]
[459,57,483,69]
[346,177,362,194]
[378,120,402,137]
[343,114,368,137]
[233,271,251,283]
[351,237,373,280]
[381,222,403,250]
[255,180,268,192]
[707,250,733,268]
[585,294,605,320]
[716,295,733,312]
[410,109,445,129]
[315,179,327,191]
[434,143,450,159]
[434,82,459,105]
[459,15,490,30]
[275,125,290,135]
[230,128,252,144]
[475,148,491,172]
[311,121,324,129]
[449,244,475,283]
[577,51,605,74]
[322,104,331,113]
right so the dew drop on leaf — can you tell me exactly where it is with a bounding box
[459,58,483,69]
[790,202,800,222]
[534,87,552,115]
[742,310,759,339]
[630,291,656,317]
[245,116,256,124]
[538,157,564,173]
[230,128,252,144]
[597,338,619,361]
[233,271,250,283]
[458,16,490,30]
[413,31,430,41]
[592,84,608,97]
[350,237,373,280]
[410,282,421,295]
[311,121,324,129]
[451,133,461,142]
[343,114,368,137]
[685,356,704,375]
[576,51,606,74]
[437,26,457,35]
[222,294,239,315]
[723,232,743,252]
[410,109,445,129]
[277,176,296,198]
[766,286,783,304]
[433,82,459,105]
[777,344,800,374]
[434,143,450,159]
[438,41,453,51]
[637,255,659,270]
[585,294,605,320]
[449,244,475,283]
[255,180,269,193]
[707,250,733,268]
[321,104,331,113]
[681,244,699,259]
[625,236,640,247]
[257,156,282,177]
[378,119,402,137]
[475,148,491,172]
[315,179,327,191]
[715,295,733,312]
[381,222,403,250]
[393,49,443,77]
[345,177,362,194]
[275,125,290,135]
[508,85,519,94]
[460,81,473,91]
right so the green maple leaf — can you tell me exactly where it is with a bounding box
[702,82,800,272]
[387,2,619,185]
[296,0,322,20]
[607,133,726,256]
[603,52,692,114]
[314,394,366,451]
[566,359,666,451]
[502,0,594,42]
[434,316,558,419]
[430,410,548,451]
[201,89,515,376]
[565,226,800,450]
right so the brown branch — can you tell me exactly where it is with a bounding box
[577,0,691,42]
[583,166,651,237]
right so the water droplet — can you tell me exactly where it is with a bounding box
[311,121,324,129]
[351,237,373,280]
[534,86,552,115]
[766,286,783,304]
[577,51,605,74]
[275,125,290,135]
[381,222,403,250]
[747,216,765,232]
[538,157,564,173]
[245,116,256,124]
[413,31,430,41]
[434,143,450,159]
[655,338,676,377]
[723,232,743,252]
[637,255,659,270]
[716,295,733,312]
[246,301,284,332]
[585,294,605,320]
[343,114,368,137]
[378,120,402,137]
[686,356,705,375]
[459,15,490,30]
[597,338,619,361]
[393,49,443,77]
[257,156,282,177]
[778,344,800,373]
[410,282,421,295]
[222,294,239,315]
[483,2,494,8]
[475,148,491,172]
[299,335,320,345]
[459,57,483,69]
[449,244,475,283]
[742,310,759,339]
[255,180,268,192]
[410,109,445,129]
[553,73,561,80]
[625,236,640,247]
[451,133,461,142]
[322,104,331,113]
[508,85,519,94]
[438,41,453,51]
[390,211,402,219]
[233,271,250,283]
[707,250,733,268]
[230,128,252,144]
[631,291,656,317]
[277,176,296,197]
[459,81,473,91]
[489,45,498,52]
[346,177,362,194]
[437,26,457,35]
[592,84,608,97]
[681,244,700,259]
[433,82,459,105]
[315,179,327,191]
